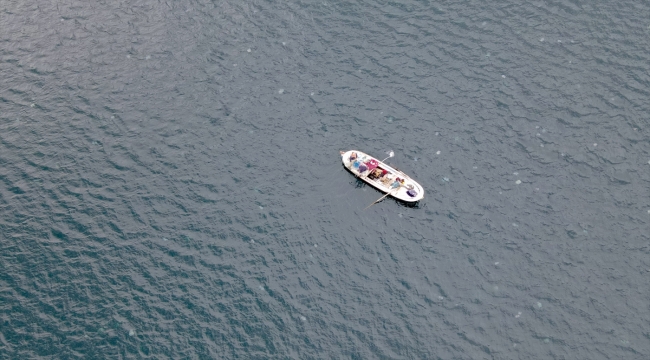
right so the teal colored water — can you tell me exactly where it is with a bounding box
[1,0,649,358]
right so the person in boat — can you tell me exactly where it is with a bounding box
[391,178,405,189]
[367,168,381,180]
[358,162,368,173]
[368,168,387,180]
[364,158,379,172]
[380,174,394,186]
[349,151,365,172]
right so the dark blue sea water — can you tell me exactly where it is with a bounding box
[1,0,649,358]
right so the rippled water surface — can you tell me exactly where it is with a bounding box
[1,0,649,358]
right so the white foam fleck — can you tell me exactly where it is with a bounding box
[515,180,521,185]
[278,89,284,94]
[473,166,477,169]
[128,329,135,336]
[127,54,131,58]
[502,75,506,78]
[494,262,499,265]
[515,311,522,318]
[540,144,544,147]
[314,244,317,248]
[435,132,439,136]
[233,64,237,67]
[259,206,263,209]
[300,315,306,321]
[436,151,441,155]
[162,237,168,241]
[512,223,518,227]
[30,103,35,107]
[537,302,542,308]
[513,172,518,175]
[247,48,251,52]
[438,296,444,300]
[593,143,597,147]
[145,55,151,60]
[540,37,544,42]
[259,285,264,291]
[282,42,286,46]
[310,92,314,96]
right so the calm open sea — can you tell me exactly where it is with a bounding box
[1,0,649,358]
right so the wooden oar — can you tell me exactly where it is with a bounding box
[364,185,401,210]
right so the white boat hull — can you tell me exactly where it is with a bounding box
[341,150,424,202]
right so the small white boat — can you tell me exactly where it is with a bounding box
[340,150,424,202]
